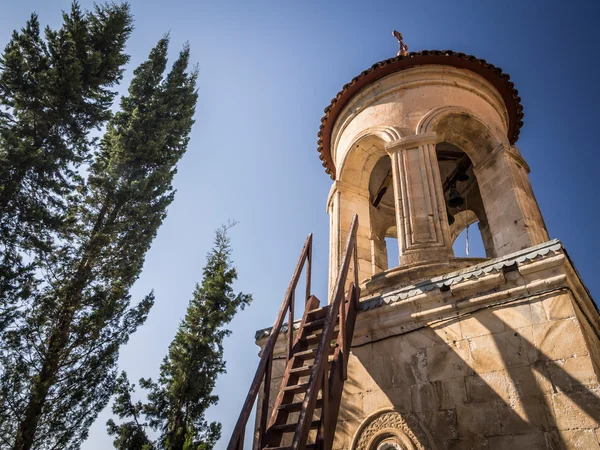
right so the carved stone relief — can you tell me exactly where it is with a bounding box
[352,410,433,450]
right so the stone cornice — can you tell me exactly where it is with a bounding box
[361,239,563,310]
[385,132,438,153]
[255,240,599,357]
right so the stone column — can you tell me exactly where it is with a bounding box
[327,181,374,299]
[327,184,341,297]
[478,219,496,258]
[475,145,549,256]
[385,132,454,265]
[370,233,388,275]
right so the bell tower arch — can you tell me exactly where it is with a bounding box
[418,106,549,258]
[322,53,549,291]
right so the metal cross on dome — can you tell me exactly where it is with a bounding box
[392,30,408,56]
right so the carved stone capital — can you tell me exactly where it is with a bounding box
[385,132,438,153]
[334,180,370,199]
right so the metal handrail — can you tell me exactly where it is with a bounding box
[291,215,359,450]
[227,234,313,450]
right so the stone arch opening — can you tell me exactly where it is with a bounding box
[417,107,508,166]
[417,106,548,257]
[385,233,399,271]
[452,219,487,258]
[334,133,398,284]
[435,141,495,257]
[418,106,548,257]
[339,134,390,191]
[368,155,397,274]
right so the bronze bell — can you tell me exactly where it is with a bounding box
[447,211,455,225]
[448,186,465,208]
[457,172,469,182]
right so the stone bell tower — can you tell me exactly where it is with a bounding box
[323,42,549,290]
[244,36,600,450]
[315,37,600,449]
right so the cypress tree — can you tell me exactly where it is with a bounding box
[107,224,252,450]
[0,2,132,310]
[0,5,198,448]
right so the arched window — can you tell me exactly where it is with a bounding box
[452,220,486,258]
[385,231,399,269]
[368,155,397,274]
[436,142,494,258]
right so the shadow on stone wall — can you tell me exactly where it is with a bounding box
[345,293,600,449]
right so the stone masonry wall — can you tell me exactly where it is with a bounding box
[253,244,600,450]
[336,291,600,450]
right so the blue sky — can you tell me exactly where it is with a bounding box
[1,0,599,448]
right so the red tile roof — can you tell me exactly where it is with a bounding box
[317,50,524,179]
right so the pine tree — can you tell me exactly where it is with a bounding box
[107,224,252,450]
[0,5,199,448]
[0,2,132,313]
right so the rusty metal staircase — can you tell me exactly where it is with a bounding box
[228,216,360,450]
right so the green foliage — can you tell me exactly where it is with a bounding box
[107,373,155,450]
[0,3,198,449]
[0,2,132,306]
[108,225,252,450]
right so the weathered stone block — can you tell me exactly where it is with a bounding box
[497,326,535,368]
[542,293,576,321]
[428,340,473,381]
[551,389,600,430]
[417,409,458,441]
[368,350,427,389]
[333,419,361,450]
[495,396,551,434]
[412,377,466,412]
[465,370,515,403]
[546,356,599,392]
[362,389,393,413]
[533,319,589,362]
[432,320,463,344]
[384,385,413,413]
[530,298,548,325]
[457,402,501,438]
[402,327,437,350]
[460,307,506,339]
[508,364,554,396]
[487,432,546,450]
[345,356,379,395]
[491,300,533,329]
[469,334,506,373]
[351,342,373,363]
[368,356,394,389]
[446,438,489,450]
[338,391,363,421]
[558,429,600,449]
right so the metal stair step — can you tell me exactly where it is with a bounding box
[306,306,328,320]
[303,317,327,330]
[289,365,313,377]
[293,348,334,363]
[278,398,323,413]
[283,382,309,394]
[304,332,338,346]
[263,444,318,450]
[289,359,334,377]
[269,420,321,433]
[294,348,317,360]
